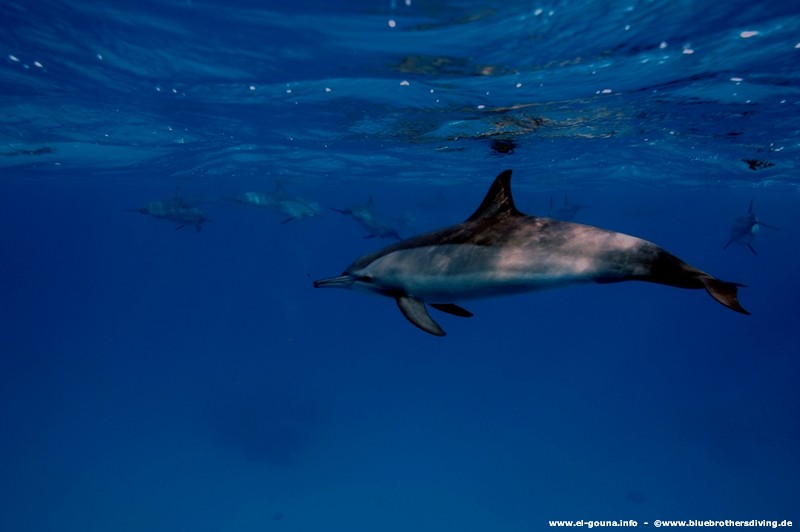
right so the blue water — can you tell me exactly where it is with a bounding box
[2,1,799,530]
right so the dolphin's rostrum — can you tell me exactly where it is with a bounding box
[315,170,749,336]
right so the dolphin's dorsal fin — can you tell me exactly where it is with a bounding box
[466,169,522,221]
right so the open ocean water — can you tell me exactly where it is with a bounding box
[1,0,799,530]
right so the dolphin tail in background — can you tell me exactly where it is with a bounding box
[698,276,749,315]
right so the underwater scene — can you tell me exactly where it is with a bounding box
[1,0,799,530]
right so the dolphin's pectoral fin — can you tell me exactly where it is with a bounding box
[430,303,474,318]
[396,296,445,336]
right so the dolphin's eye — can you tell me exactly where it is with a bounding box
[360,275,373,283]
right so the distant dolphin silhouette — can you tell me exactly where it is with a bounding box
[132,188,209,232]
[331,195,401,239]
[723,199,778,255]
[235,184,320,223]
[315,170,749,336]
[548,194,589,221]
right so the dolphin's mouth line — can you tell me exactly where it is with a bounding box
[313,275,355,288]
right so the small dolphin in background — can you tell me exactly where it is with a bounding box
[723,199,778,255]
[548,194,588,221]
[132,188,210,232]
[235,184,320,223]
[331,195,401,239]
[315,170,748,336]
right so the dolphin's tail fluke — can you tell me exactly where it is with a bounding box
[699,275,750,315]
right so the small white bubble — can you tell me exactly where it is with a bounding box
[795,42,800,49]
[9,54,19,62]
[156,86,161,92]
[172,88,177,94]
[659,41,668,49]
[624,24,630,31]
[601,88,612,94]
[249,85,255,90]
[740,31,759,39]
[324,87,331,92]
[400,80,410,86]
[96,53,103,60]
[515,82,522,88]
[534,8,543,16]
[286,89,292,94]
[477,104,485,110]
[730,77,743,82]
[683,48,694,54]
[388,19,396,28]
[34,61,43,68]
[429,89,434,93]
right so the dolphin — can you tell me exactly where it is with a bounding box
[235,184,320,223]
[548,194,589,221]
[723,199,778,255]
[314,170,749,336]
[133,188,210,232]
[331,195,401,239]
